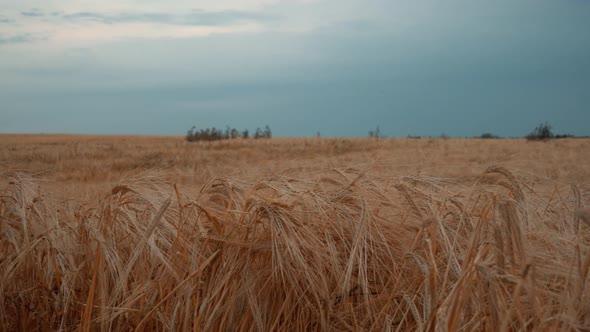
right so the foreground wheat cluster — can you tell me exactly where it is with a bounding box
[1,162,589,331]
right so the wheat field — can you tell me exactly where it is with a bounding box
[1,134,589,331]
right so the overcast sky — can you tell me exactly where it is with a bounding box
[1,0,589,137]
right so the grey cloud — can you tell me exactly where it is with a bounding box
[21,9,44,17]
[0,15,16,23]
[0,33,46,45]
[61,10,278,26]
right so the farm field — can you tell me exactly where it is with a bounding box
[1,134,589,330]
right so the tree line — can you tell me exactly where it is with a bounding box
[186,125,272,142]
[371,122,580,140]
[186,122,581,141]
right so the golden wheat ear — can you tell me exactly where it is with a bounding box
[575,207,590,226]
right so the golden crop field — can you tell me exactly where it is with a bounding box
[1,134,589,331]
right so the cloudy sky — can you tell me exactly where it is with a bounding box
[1,0,589,137]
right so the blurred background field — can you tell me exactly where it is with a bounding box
[1,134,589,197]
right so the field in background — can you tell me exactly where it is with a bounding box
[2,135,589,196]
[1,135,589,330]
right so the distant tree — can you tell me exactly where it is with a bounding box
[263,125,272,139]
[526,122,554,141]
[254,128,263,139]
[186,126,197,142]
[185,125,272,142]
[230,128,240,139]
[209,127,217,141]
[368,126,380,138]
[480,133,499,139]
